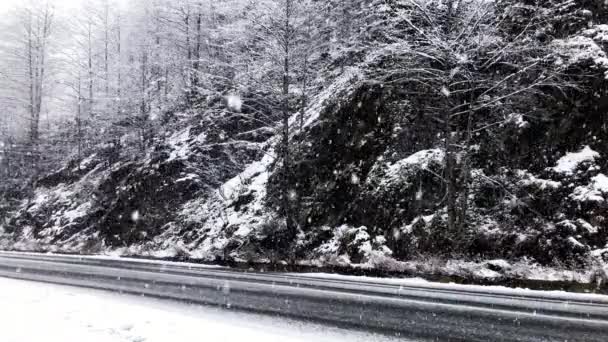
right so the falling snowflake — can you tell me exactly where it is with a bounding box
[226,94,242,112]
[131,210,140,222]
[222,281,231,295]
[415,188,423,200]
[392,227,401,240]
[440,86,451,97]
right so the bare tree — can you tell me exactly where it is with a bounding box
[380,0,573,239]
[25,3,54,150]
[238,0,319,244]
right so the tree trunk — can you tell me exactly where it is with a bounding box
[184,7,192,103]
[282,0,295,242]
[457,109,474,235]
[104,0,109,98]
[193,8,202,91]
[27,14,36,146]
[140,50,148,152]
[300,55,309,144]
[117,12,122,108]
[88,21,94,119]
[444,112,457,235]
[77,73,83,162]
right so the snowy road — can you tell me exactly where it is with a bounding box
[0,277,404,342]
[0,251,607,341]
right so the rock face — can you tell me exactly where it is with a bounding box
[2,114,265,254]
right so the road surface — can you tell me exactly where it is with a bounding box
[0,276,404,342]
[0,251,607,341]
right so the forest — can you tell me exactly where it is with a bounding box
[1,0,608,285]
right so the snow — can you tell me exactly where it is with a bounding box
[2,250,227,270]
[591,247,608,258]
[519,173,561,190]
[387,149,444,177]
[0,277,404,342]
[583,24,608,43]
[28,190,51,212]
[62,202,91,222]
[352,227,372,256]
[570,173,608,202]
[552,146,600,175]
[166,128,205,162]
[220,153,272,201]
[292,273,608,303]
[297,66,362,129]
[553,36,608,78]
[504,113,529,129]
[175,147,275,260]
[568,236,585,249]
[445,260,502,280]
[400,214,435,235]
[312,226,344,258]
[577,219,598,234]
[592,173,608,191]
[175,173,199,183]
[77,154,98,171]
[486,259,511,271]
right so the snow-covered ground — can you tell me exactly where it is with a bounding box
[0,277,407,342]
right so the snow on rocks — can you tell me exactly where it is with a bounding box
[552,145,600,175]
[568,236,586,249]
[383,149,445,185]
[175,173,199,183]
[295,66,363,130]
[388,149,445,173]
[445,260,503,280]
[62,202,93,223]
[517,170,561,190]
[570,174,608,202]
[553,35,608,78]
[220,153,273,201]
[583,24,608,44]
[311,225,393,266]
[485,259,512,272]
[399,214,436,235]
[504,113,530,129]
[577,218,599,234]
[164,126,208,163]
[21,183,96,243]
[174,150,275,261]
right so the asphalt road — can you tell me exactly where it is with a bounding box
[0,251,606,341]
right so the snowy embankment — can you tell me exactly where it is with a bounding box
[291,272,608,303]
[2,38,608,291]
[0,277,404,342]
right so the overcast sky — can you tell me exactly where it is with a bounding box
[0,0,101,14]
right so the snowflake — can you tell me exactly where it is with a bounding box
[131,210,140,222]
[226,94,242,112]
